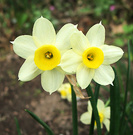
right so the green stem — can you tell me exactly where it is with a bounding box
[89,83,100,135]
[110,67,120,135]
[86,85,101,135]
[71,84,78,135]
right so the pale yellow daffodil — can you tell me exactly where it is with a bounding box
[12,17,78,94]
[80,99,110,131]
[61,23,124,89]
[58,83,72,102]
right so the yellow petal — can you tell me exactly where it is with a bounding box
[34,45,61,70]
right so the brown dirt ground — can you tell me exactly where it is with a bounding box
[0,46,109,135]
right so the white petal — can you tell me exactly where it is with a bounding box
[86,23,105,46]
[97,99,105,112]
[41,68,65,94]
[87,101,92,112]
[103,107,110,119]
[77,63,95,89]
[93,65,114,85]
[13,35,37,59]
[32,17,56,47]
[71,31,90,55]
[55,24,78,51]
[18,56,42,81]
[61,50,82,73]
[80,112,92,124]
[103,119,110,131]
[101,45,124,65]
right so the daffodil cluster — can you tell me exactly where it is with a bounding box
[80,99,110,131]
[12,17,123,94]
[12,17,78,94]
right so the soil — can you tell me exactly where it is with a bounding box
[0,15,111,134]
[0,48,95,135]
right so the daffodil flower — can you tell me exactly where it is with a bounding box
[58,83,72,102]
[12,17,77,94]
[61,23,124,88]
[80,99,110,131]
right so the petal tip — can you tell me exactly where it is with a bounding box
[10,41,14,44]
[58,63,61,66]
[40,16,44,18]
[99,21,102,25]
[49,92,52,95]
[111,82,114,86]
[74,24,78,28]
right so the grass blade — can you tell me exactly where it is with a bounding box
[120,40,131,132]
[14,117,22,135]
[25,109,54,135]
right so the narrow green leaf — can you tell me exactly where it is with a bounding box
[121,118,132,135]
[71,84,78,135]
[25,109,54,135]
[14,117,22,135]
[86,85,101,135]
[120,40,131,133]
[110,67,120,135]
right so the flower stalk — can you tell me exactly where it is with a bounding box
[89,83,100,135]
[86,85,101,135]
[110,67,120,135]
[71,84,78,135]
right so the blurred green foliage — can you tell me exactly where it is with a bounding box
[0,0,59,35]
[114,24,133,47]
[1,0,133,36]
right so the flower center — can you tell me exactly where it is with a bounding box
[94,112,104,126]
[34,45,61,70]
[87,53,94,61]
[82,47,104,69]
[45,51,53,59]
[99,112,104,123]
[60,90,67,97]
